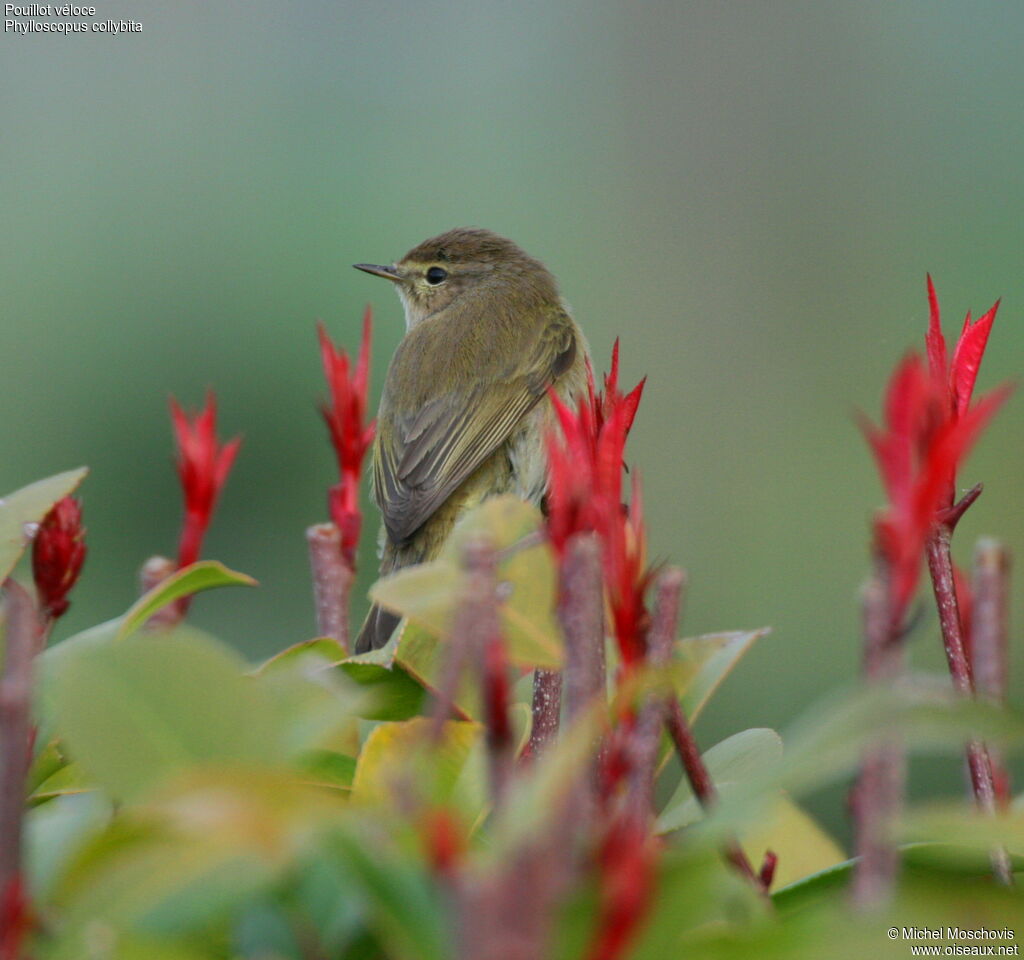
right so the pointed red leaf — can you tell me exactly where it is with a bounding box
[950,300,999,416]
[925,273,947,388]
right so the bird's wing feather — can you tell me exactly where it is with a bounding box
[374,309,576,544]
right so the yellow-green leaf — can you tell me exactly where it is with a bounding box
[740,793,845,889]
[48,630,287,800]
[370,497,563,670]
[117,561,258,640]
[352,717,483,814]
[679,628,770,723]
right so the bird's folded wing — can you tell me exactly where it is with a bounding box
[374,312,577,545]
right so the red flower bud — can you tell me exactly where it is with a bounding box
[31,496,86,621]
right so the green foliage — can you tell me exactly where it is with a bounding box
[658,728,784,833]
[370,496,563,670]
[8,482,1022,959]
[117,561,258,639]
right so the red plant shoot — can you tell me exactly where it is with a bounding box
[859,279,1010,627]
[318,308,375,566]
[170,391,241,572]
[545,343,644,557]
[601,473,654,670]
[31,496,86,622]
[586,814,657,960]
[546,344,653,675]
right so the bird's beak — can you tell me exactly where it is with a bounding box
[353,263,402,282]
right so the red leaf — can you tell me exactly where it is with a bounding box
[318,314,376,564]
[169,392,241,569]
[925,273,947,389]
[950,299,999,416]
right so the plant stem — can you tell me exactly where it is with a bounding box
[460,540,513,810]
[559,533,605,723]
[529,533,605,761]
[971,538,1011,807]
[139,555,185,628]
[528,670,562,759]
[0,579,42,949]
[852,572,905,909]
[925,526,1012,885]
[305,522,353,654]
[664,698,765,896]
[626,567,686,816]
[431,537,513,810]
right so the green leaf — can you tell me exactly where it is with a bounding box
[324,825,450,960]
[679,628,770,723]
[899,804,1024,863]
[338,661,428,721]
[336,632,429,721]
[0,467,88,582]
[657,728,784,834]
[739,793,845,889]
[394,619,478,720]
[253,657,362,756]
[771,840,1023,919]
[257,635,349,672]
[770,857,856,915]
[297,749,358,790]
[29,760,91,805]
[26,792,111,901]
[370,497,563,670]
[50,770,343,948]
[697,677,1024,844]
[27,738,70,796]
[47,628,288,800]
[776,677,1024,800]
[117,560,257,640]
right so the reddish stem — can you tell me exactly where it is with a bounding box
[971,538,1012,807]
[664,699,765,897]
[626,567,686,816]
[528,670,562,759]
[305,522,353,654]
[528,533,604,762]
[431,538,513,805]
[925,526,1013,885]
[0,580,43,956]
[559,533,606,722]
[852,571,905,909]
[139,555,184,629]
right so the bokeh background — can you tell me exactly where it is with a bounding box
[3,0,1022,842]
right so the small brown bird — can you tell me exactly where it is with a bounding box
[353,228,590,652]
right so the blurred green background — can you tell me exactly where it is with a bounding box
[3,0,1022,841]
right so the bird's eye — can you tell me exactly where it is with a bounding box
[426,266,448,285]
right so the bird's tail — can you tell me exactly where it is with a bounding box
[354,603,402,654]
[353,535,431,654]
